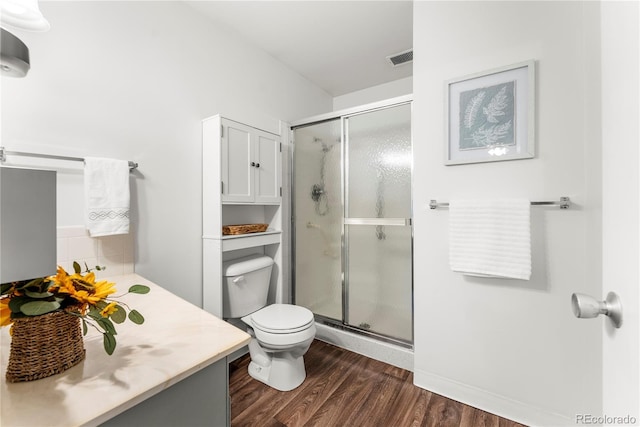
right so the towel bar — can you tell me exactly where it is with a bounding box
[429,197,571,210]
[0,146,138,172]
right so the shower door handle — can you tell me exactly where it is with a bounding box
[344,218,411,226]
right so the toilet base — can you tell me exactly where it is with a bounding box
[249,343,307,391]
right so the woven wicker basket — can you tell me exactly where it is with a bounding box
[222,223,269,235]
[6,308,86,383]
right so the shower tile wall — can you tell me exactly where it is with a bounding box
[57,226,134,278]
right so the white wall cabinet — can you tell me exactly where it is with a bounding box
[221,118,281,204]
[202,115,284,321]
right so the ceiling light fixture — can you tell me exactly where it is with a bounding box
[1,0,50,32]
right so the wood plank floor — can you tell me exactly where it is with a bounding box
[229,340,527,427]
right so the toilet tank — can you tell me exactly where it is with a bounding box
[222,255,274,318]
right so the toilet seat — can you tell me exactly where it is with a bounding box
[250,304,314,334]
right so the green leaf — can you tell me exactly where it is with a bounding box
[1,282,13,295]
[87,307,103,321]
[128,285,150,294]
[20,300,60,316]
[97,317,117,335]
[8,296,30,313]
[9,312,28,320]
[110,305,126,324]
[103,333,116,355]
[82,319,88,335]
[18,278,45,292]
[73,261,81,274]
[128,310,145,324]
[24,290,54,299]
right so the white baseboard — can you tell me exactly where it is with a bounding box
[315,323,413,371]
[413,369,573,427]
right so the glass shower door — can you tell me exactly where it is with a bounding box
[344,103,412,342]
[293,119,343,322]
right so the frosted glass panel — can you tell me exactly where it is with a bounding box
[293,119,342,321]
[347,104,411,219]
[346,225,412,341]
[345,103,412,343]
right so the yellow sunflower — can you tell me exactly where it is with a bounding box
[100,302,118,318]
[49,268,117,307]
[47,266,74,293]
[0,297,12,327]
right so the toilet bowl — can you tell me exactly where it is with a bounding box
[241,304,316,391]
[223,255,316,391]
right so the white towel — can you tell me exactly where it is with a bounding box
[449,199,531,280]
[84,157,130,237]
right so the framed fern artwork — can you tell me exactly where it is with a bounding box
[445,60,535,165]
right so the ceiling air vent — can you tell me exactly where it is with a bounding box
[386,49,413,67]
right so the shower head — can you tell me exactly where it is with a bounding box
[313,136,341,152]
[312,137,330,152]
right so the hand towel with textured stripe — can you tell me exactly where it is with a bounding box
[449,199,531,280]
[84,157,130,237]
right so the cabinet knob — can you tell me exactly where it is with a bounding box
[255,163,260,168]
[251,162,256,167]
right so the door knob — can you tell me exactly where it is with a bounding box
[571,292,623,328]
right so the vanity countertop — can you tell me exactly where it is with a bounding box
[0,273,250,427]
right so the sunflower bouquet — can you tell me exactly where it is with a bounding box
[1,262,149,355]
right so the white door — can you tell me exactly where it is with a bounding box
[222,120,253,203]
[254,130,281,204]
[601,1,639,418]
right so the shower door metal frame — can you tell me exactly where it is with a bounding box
[290,95,414,349]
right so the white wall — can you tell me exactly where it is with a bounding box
[333,76,412,111]
[1,1,332,305]
[412,2,603,425]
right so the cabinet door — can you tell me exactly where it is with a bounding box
[254,130,281,204]
[221,120,254,203]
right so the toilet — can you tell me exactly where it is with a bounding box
[223,254,316,391]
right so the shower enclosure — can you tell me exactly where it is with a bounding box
[292,98,412,346]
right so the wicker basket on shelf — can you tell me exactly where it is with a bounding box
[5,307,86,383]
[222,223,269,235]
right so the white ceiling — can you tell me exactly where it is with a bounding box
[184,1,413,97]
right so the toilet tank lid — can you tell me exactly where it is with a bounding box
[223,255,274,276]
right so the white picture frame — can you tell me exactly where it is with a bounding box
[445,60,535,165]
